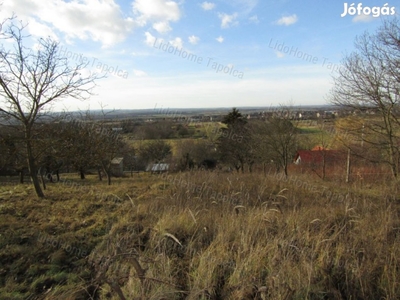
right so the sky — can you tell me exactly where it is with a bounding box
[0,0,398,111]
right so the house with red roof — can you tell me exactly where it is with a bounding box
[293,146,346,178]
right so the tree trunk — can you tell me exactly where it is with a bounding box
[40,169,46,190]
[103,168,111,185]
[283,162,288,178]
[26,138,45,198]
[389,144,398,178]
[98,168,103,181]
[19,171,24,184]
[80,168,85,179]
[248,162,253,173]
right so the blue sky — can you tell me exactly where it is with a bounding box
[1,0,398,110]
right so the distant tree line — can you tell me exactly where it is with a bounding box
[0,113,134,185]
[121,119,196,139]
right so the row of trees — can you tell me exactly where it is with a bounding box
[216,108,299,176]
[3,97,396,197]
[122,119,195,139]
[0,114,132,184]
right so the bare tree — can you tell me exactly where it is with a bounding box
[0,21,99,197]
[174,139,217,171]
[138,140,172,166]
[251,105,299,177]
[57,113,101,180]
[330,18,400,178]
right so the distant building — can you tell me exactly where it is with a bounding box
[146,163,169,174]
[324,111,335,118]
[293,147,346,178]
[110,157,124,177]
[294,148,344,165]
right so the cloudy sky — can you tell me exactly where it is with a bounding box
[0,0,398,111]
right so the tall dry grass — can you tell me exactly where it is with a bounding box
[87,171,400,299]
[1,171,399,299]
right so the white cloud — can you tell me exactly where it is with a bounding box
[188,35,200,45]
[352,14,375,23]
[153,21,172,33]
[216,36,224,43]
[145,32,182,50]
[170,37,183,49]
[0,0,135,48]
[145,31,158,47]
[219,12,238,28]
[276,51,285,58]
[27,18,59,40]
[201,2,215,11]
[133,0,181,32]
[249,15,259,23]
[276,14,298,26]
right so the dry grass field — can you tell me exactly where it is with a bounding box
[0,170,399,299]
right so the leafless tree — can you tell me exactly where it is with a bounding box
[251,105,299,177]
[174,139,217,171]
[0,21,99,197]
[330,18,400,178]
[138,140,172,167]
[57,112,101,180]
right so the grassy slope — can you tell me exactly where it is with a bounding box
[1,171,399,299]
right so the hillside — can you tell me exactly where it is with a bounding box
[1,171,399,299]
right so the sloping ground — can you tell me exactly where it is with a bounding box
[0,172,399,299]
